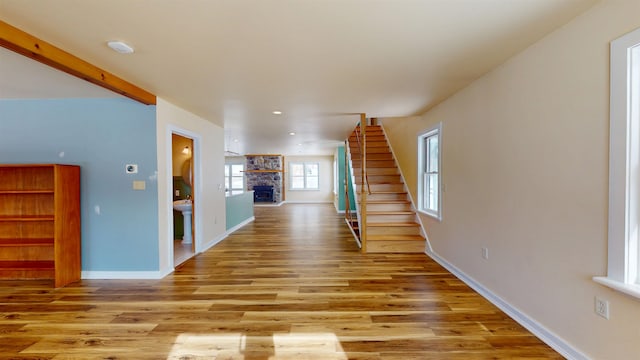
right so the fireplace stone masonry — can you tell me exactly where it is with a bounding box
[245,155,283,203]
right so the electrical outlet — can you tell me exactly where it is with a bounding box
[595,296,610,319]
[481,247,489,260]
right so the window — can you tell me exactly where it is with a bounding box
[594,27,640,299]
[417,124,441,220]
[224,163,244,195]
[290,162,319,190]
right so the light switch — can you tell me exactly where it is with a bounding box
[133,180,146,190]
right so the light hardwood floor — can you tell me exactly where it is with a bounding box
[0,204,562,359]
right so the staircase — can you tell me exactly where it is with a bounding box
[346,123,426,253]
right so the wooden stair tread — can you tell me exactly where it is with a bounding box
[367,211,415,215]
[365,191,408,195]
[368,235,425,241]
[366,200,410,204]
[367,222,420,227]
[0,238,54,246]
[0,260,55,270]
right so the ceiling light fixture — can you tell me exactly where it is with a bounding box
[182,146,190,154]
[107,41,135,54]
[272,110,282,115]
[289,132,296,136]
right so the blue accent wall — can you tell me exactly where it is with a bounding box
[0,98,159,271]
[226,192,254,231]
[339,146,357,211]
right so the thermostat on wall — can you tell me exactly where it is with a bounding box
[125,164,138,174]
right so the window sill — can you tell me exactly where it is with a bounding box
[417,209,442,222]
[593,276,640,301]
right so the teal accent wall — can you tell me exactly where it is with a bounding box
[336,146,347,211]
[0,98,159,271]
[335,146,357,212]
[226,192,254,231]
[346,165,356,212]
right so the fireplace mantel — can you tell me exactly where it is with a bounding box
[244,170,283,173]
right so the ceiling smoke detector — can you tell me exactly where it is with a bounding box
[107,41,134,54]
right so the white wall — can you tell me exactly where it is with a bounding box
[156,98,226,274]
[382,1,640,358]
[284,155,334,203]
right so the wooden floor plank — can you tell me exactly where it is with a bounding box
[0,204,561,358]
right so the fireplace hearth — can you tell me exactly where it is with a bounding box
[253,185,274,202]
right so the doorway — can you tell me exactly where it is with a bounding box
[171,133,195,265]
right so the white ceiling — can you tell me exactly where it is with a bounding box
[0,0,598,155]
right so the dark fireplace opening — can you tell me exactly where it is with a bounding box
[253,185,274,203]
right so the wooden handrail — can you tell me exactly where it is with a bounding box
[353,125,372,195]
[359,114,367,253]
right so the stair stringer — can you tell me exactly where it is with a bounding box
[378,123,433,254]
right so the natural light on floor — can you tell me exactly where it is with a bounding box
[167,333,348,359]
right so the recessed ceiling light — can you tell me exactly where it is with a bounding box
[233,139,239,143]
[272,110,282,115]
[289,132,296,136]
[107,41,134,54]
[297,143,302,146]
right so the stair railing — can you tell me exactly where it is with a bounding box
[344,142,354,228]
[358,114,367,253]
[345,139,363,247]
[353,124,372,195]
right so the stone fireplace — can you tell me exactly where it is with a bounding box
[245,154,283,203]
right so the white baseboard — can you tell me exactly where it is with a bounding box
[82,268,173,280]
[226,216,255,235]
[200,232,229,253]
[426,250,589,360]
[254,201,285,207]
[283,200,333,204]
[81,218,258,281]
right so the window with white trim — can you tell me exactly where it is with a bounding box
[289,162,319,190]
[417,124,441,220]
[594,27,640,299]
[224,163,244,195]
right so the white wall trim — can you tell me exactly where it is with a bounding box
[200,232,229,253]
[164,124,204,273]
[254,201,285,207]
[597,26,640,292]
[426,250,589,360]
[82,268,174,280]
[226,216,255,235]
[283,200,333,204]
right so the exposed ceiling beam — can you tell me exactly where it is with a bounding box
[0,20,156,105]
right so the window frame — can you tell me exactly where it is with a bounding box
[594,27,640,300]
[224,163,245,196]
[417,123,442,220]
[289,162,320,191]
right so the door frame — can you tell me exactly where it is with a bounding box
[166,125,202,268]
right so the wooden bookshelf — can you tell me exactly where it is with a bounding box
[0,164,81,287]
